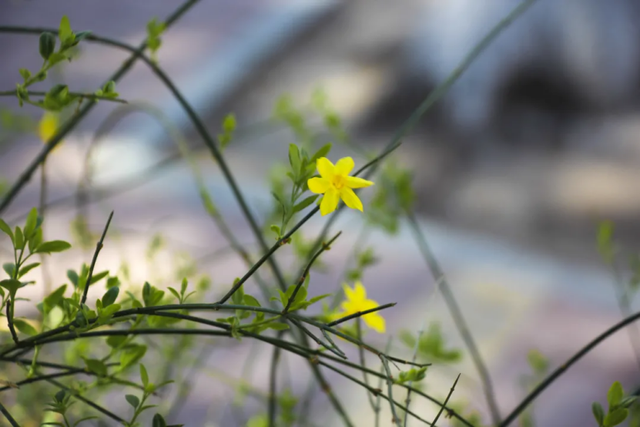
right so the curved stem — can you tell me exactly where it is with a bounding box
[500,309,640,426]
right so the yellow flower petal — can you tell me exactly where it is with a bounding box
[343,283,357,302]
[345,176,374,189]
[340,188,363,211]
[38,112,58,144]
[320,187,340,216]
[308,177,330,194]
[335,157,354,176]
[353,281,367,301]
[364,313,386,333]
[316,157,335,180]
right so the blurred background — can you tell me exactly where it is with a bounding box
[1,0,640,426]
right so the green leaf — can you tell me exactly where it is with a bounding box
[13,319,38,336]
[0,279,21,294]
[167,287,181,302]
[67,270,79,287]
[39,32,56,61]
[106,335,126,348]
[293,195,319,213]
[267,322,289,331]
[58,16,74,46]
[140,364,149,387]
[120,345,147,370]
[125,394,140,409]
[288,144,301,175]
[18,68,31,83]
[83,358,107,376]
[14,226,24,250]
[35,240,71,254]
[0,219,14,242]
[47,52,67,67]
[43,285,66,313]
[98,304,120,322]
[604,408,628,427]
[592,402,605,425]
[152,414,167,427]
[73,31,91,43]
[102,287,119,307]
[106,276,120,289]
[608,381,624,409]
[28,228,43,253]
[18,262,40,279]
[270,224,281,239]
[243,294,261,307]
[180,278,188,295]
[3,263,15,278]
[89,270,109,285]
[310,143,332,162]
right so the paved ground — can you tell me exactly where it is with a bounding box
[0,1,639,426]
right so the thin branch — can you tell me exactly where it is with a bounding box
[0,89,128,104]
[0,400,19,427]
[81,211,114,306]
[379,355,402,427]
[46,377,126,424]
[6,299,18,344]
[327,303,396,327]
[500,309,640,426]
[431,374,460,426]
[283,231,342,313]
[407,211,499,424]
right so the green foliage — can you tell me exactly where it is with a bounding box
[366,160,415,234]
[146,17,166,63]
[592,381,637,427]
[399,322,462,363]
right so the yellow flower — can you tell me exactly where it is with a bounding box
[340,281,386,333]
[38,111,60,145]
[307,157,374,216]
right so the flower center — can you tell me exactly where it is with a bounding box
[332,174,346,190]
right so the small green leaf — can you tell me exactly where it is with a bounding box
[13,319,38,336]
[120,345,147,370]
[58,16,74,46]
[592,402,605,425]
[14,226,24,249]
[608,381,624,409]
[39,32,56,61]
[270,224,281,239]
[106,335,126,348]
[24,208,38,239]
[604,408,628,427]
[35,240,71,254]
[89,270,109,285]
[288,144,301,174]
[152,414,167,427]
[28,228,43,253]
[74,31,91,43]
[47,52,67,67]
[3,263,16,278]
[101,287,119,307]
[293,195,319,213]
[598,221,615,265]
[167,287,181,302]
[310,143,332,162]
[125,394,140,409]
[0,219,14,242]
[83,358,107,376]
[18,68,31,82]
[18,262,40,278]
[0,279,21,294]
[243,294,261,307]
[140,364,149,387]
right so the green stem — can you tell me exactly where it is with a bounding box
[431,374,460,426]
[0,400,19,427]
[267,331,284,427]
[0,89,128,104]
[80,211,114,306]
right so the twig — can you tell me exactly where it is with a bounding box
[407,211,499,424]
[283,231,342,313]
[80,211,114,306]
[500,308,640,426]
[6,299,18,344]
[379,355,402,427]
[431,374,460,426]
[0,400,19,427]
[0,89,128,104]
[328,303,396,327]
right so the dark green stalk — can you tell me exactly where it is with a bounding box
[80,211,113,305]
[6,299,18,344]
[356,318,378,412]
[0,90,128,104]
[0,400,19,427]
[431,374,460,426]
[327,303,396,327]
